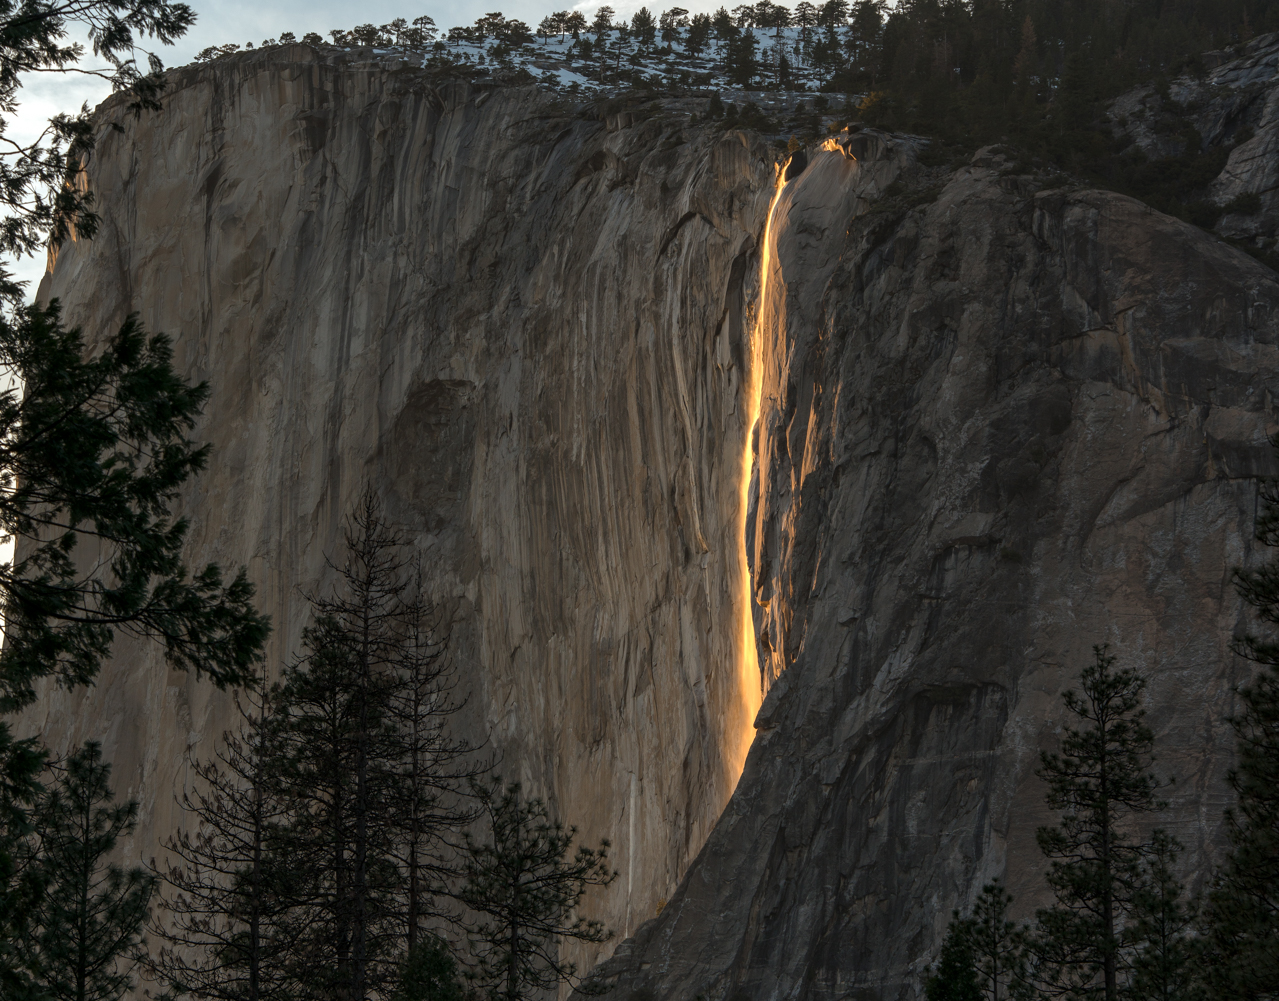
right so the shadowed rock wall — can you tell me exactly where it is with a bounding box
[587,144,1279,998]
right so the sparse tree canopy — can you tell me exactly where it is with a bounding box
[926,882,1028,1001]
[591,6,614,38]
[460,780,615,1001]
[147,683,298,1001]
[659,6,688,44]
[1127,830,1199,1001]
[0,0,196,264]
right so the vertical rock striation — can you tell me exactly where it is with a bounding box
[28,47,777,970]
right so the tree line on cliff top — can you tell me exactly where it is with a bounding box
[198,0,1279,239]
[0,2,1277,1001]
[202,0,1279,102]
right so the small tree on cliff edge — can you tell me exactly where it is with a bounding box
[460,779,615,1001]
[1201,461,1279,999]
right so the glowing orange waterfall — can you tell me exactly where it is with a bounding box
[729,170,788,786]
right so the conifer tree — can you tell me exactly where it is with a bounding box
[386,565,486,953]
[1032,646,1169,1001]
[0,729,46,1001]
[268,490,489,1001]
[460,780,615,1001]
[1126,831,1199,1001]
[19,742,155,1001]
[398,934,466,1001]
[146,681,298,1001]
[0,5,268,991]
[1201,469,1279,999]
[926,881,1027,1001]
[686,12,711,56]
[724,28,759,85]
[926,917,980,1001]
[0,303,269,711]
[968,881,1029,1001]
[270,495,409,1001]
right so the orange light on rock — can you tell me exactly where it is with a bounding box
[729,167,787,787]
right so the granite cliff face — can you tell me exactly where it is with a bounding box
[26,45,1279,1001]
[32,47,776,971]
[597,139,1279,999]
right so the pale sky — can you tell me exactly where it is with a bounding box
[10,0,743,292]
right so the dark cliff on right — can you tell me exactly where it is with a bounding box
[584,32,1279,1001]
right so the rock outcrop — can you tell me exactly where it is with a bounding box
[26,45,1279,1001]
[1110,30,1279,249]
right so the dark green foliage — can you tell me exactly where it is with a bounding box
[1201,661,1279,997]
[1127,831,1201,1001]
[724,28,759,84]
[926,918,980,1001]
[1032,646,1176,1001]
[0,2,270,994]
[927,881,1028,1001]
[268,501,410,1001]
[968,881,1030,1001]
[263,491,480,1001]
[18,742,155,1001]
[150,494,481,1001]
[630,7,656,50]
[734,101,776,132]
[0,0,195,268]
[1201,469,1279,998]
[0,302,269,712]
[838,0,1279,232]
[0,727,46,1000]
[460,779,615,1001]
[686,12,711,55]
[384,563,486,955]
[397,936,466,1001]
